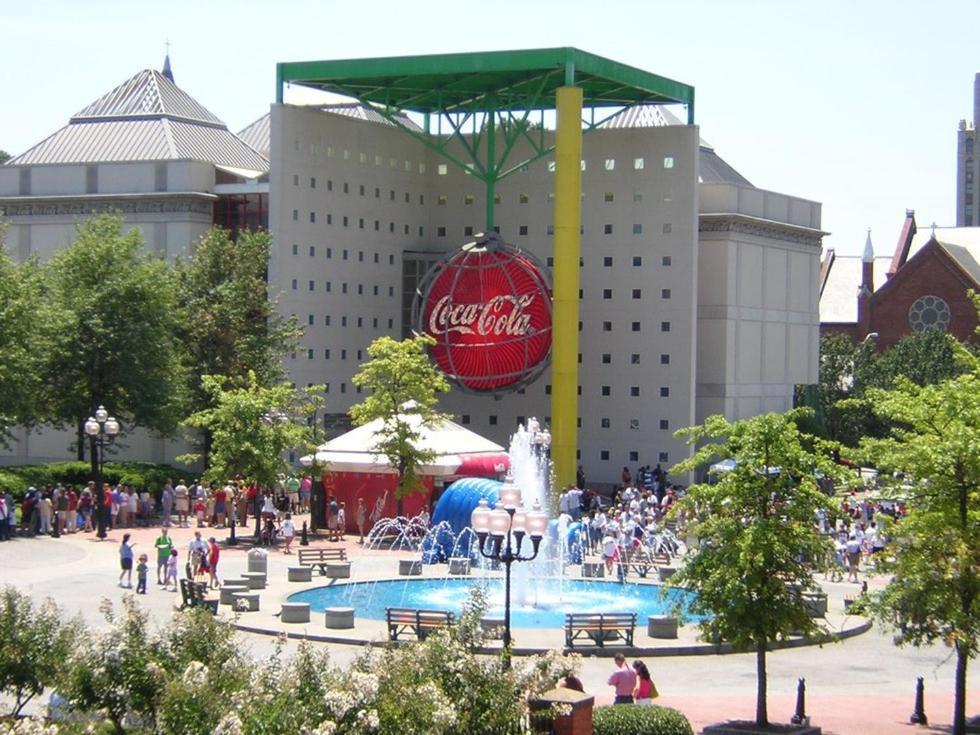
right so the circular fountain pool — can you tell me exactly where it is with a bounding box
[288,578,701,629]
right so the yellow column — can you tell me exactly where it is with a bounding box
[551,86,582,489]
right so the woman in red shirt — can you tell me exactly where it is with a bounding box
[207,537,220,589]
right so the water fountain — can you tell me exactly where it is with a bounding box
[291,419,697,628]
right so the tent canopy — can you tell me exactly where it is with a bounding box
[300,408,508,477]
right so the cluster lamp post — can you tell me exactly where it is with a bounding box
[470,481,548,668]
[84,405,120,540]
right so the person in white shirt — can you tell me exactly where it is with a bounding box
[280,513,296,554]
[601,529,619,573]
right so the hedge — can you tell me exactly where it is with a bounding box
[593,704,694,735]
[0,461,194,497]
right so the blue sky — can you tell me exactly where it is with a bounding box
[2,0,977,256]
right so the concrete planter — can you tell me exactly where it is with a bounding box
[288,566,313,582]
[448,557,470,575]
[280,602,310,623]
[242,572,267,589]
[231,592,260,612]
[399,559,423,576]
[647,615,678,639]
[219,583,249,605]
[480,616,505,639]
[324,607,355,629]
[803,593,828,617]
[325,562,351,579]
[582,561,605,578]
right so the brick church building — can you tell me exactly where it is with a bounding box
[820,211,980,350]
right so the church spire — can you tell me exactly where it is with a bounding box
[162,41,174,83]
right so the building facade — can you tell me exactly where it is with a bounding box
[956,73,980,227]
[268,103,822,482]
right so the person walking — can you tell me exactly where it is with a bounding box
[632,660,657,705]
[281,513,296,554]
[118,533,135,588]
[154,528,173,585]
[607,653,636,704]
[161,480,174,528]
[164,549,179,591]
[356,497,367,544]
[207,537,220,589]
[135,554,148,594]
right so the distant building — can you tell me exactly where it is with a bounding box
[956,73,980,226]
[820,211,980,350]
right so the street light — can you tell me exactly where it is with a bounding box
[471,481,549,668]
[84,405,120,540]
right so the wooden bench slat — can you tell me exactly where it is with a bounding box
[386,607,456,641]
[564,612,636,648]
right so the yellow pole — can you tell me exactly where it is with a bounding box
[551,86,582,489]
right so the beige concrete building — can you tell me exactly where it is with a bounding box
[267,102,822,482]
[957,73,980,227]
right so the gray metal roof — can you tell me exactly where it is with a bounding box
[699,147,752,186]
[8,69,268,172]
[237,113,271,157]
[72,69,224,126]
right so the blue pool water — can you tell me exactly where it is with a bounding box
[288,577,700,628]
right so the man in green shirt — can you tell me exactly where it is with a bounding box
[154,527,173,585]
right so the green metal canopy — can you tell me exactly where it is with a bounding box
[276,47,694,121]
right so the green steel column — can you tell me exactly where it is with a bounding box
[551,86,582,490]
[485,111,496,232]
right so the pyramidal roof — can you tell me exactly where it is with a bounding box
[8,69,268,173]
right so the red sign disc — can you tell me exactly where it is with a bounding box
[420,238,552,392]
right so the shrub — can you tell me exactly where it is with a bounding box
[592,704,694,735]
[0,462,194,497]
[0,587,78,716]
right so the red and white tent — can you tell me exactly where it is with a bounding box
[299,408,509,526]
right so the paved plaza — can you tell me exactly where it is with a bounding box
[0,520,974,734]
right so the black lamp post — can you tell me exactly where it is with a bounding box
[84,406,120,541]
[471,481,548,668]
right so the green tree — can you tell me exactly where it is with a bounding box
[668,409,846,728]
[38,214,186,465]
[860,356,980,735]
[0,587,77,716]
[350,335,449,514]
[0,150,10,165]
[0,238,45,446]
[174,227,301,463]
[178,371,324,486]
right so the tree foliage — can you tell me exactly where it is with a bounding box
[38,215,186,454]
[0,236,44,446]
[667,409,847,727]
[0,587,76,716]
[350,335,450,501]
[178,372,324,486]
[174,227,300,423]
[860,348,980,735]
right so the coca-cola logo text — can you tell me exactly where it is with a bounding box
[428,294,536,337]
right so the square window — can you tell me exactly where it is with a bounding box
[520,193,529,203]
[662,255,672,267]
[604,224,613,235]
[464,194,474,205]
[631,321,641,332]
[357,284,363,295]
[546,257,554,267]
[292,210,298,221]
[291,279,297,290]
[343,249,348,260]
[547,225,555,235]
[291,243,298,255]
[578,386,582,396]
[461,414,471,425]
[340,382,346,394]
[390,190,395,201]
[324,349,330,359]
[494,194,502,204]
[327,180,333,191]
[359,218,365,229]
[601,353,611,364]
[438,226,446,237]
[603,256,613,267]
[342,283,348,294]
[373,285,379,296]
[341,316,347,327]
[601,385,611,396]
[663,223,672,234]
[581,160,587,171]
[630,386,640,397]
[633,157,645,170]
[547,161,556,172]
[326,247,332,258]
[604,192,614,202]
[419,226,424,236]
[307,349,314,359]
[405,192,410,203]
[633,224,643,235]
[340,348,347,359]
[660,354,670,365]
[662,288,671,299]
[632,289,642,299]
[601,418,611,428]
[307,314,314,325]
[600,450,610,461]
[343,216,349,227]
[603,289,612,300]
[661,321,670,332]
[545,384,552,395]
[325,282,332,292]
[660,387,670,397]
[489,415,498,426]
[579,289,584,299]
[309,245,315,257]
[629,450,639,462]
[389,222,395,233]
[633,256,642,266]
[343,182,349,194]
[604,158,615,171]
[438,164,448,175]
[324,315,331,325]
[660,419,669,430]
[293,174,299,186]
[404,224,409,235]
[308,280,315,291]
[438,194,447,205]
[630,419,640,430]
[372,317,378,327]
[633,191,643,202]
[658,451,669,463]
[519,225,528,236]
[464,226,474,236]
[663,156,674,169]
[631,354,641,365]
[602,321,612,332]
[359,185,365,196]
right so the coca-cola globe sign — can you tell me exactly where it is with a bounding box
[418,233,552,393]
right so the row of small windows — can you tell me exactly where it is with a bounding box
[575,320,672,333]
[291,280,396,297]
[537,156,674,173]
[432,223,670,238]
[433,190,671,206]
[297,315,394,330]
[544,255,672,268]
[542,384,671,398]
[293,176,427,205]
[290,246,395,264]
[292,142,427,174]
[292,210,426,237]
